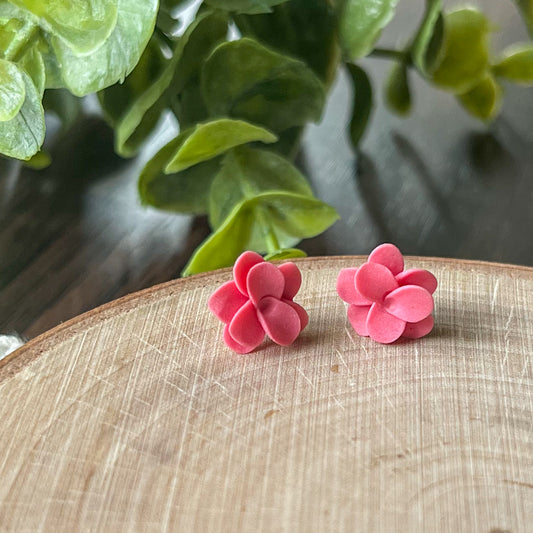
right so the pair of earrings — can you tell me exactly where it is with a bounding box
[208,244,438,354]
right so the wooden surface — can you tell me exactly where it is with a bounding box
[0,256,532,532]
[1,1,533,339]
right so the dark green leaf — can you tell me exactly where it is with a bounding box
[139,131,221,214]
[43,88,81,131]
[458,75,502,121]
[202,38,325,133]
[165,119,277,173]
[513,0,533,37]
[0,59,25,121]
[208,146,314,229]
[431,7,490,94]
[338,0,399,60]
[0,70,44,159]
[346,63,372,148]
[411,0,445,75]
[204,0,289,14]
[384,61,411,116]
[493,44,533,85]
[264,248,307,260]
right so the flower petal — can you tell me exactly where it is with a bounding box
[283,299,309,331]
[256,296,301,346]
[337,268,371,305]
[247,262,285,305]
[368,243,404,275]
[366,303,406,344]
[208,281,248,324]
[223,325,261,354]
[396,268,437,294]
[403,315,434,339]
[234,251,264,295]
[355,262,399,302]
[228,300,265,347]
[347,304,371,337]
[384,285,434,323]
[278,262,302,300]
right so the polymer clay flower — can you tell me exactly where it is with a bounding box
[209,251,308,353]
[337,244,437,343]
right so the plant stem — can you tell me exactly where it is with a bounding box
[369,47,409,62]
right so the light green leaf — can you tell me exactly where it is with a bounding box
[51,0,158,96]
[411,0,445,75]
[0,70,44,159]
[19,45,45,95]
[384,61,411,116]
[513,0,533,37]
[23,149,51,168]
[209,146,314,229]
[0,59,25,121]
[204,0,289,14]
[115,11,227,157]
[165,119,277,173]
[346,63,372,148]
[431,7,490,94]
[202,38,325,132]
[10,0,118,54]
[493,44,533,85]
[264,248,307,260]
[183,192,338,275]
[338,0,398,60]
[458,75,502,121]
[139,131,221,215]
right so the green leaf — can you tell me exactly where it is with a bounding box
[19,44,45,95]
[457,75,502,121]
[50,0,158,96]
[0,70,44,159]
[202,38,325,133]
[411,0,445,75]
[431,7,490,94]
[115,11,227,157]
[208,146,314,229]
[165,119,277,173]
[204,0,289,14]
[493,44,533,85]
[346,63,372,148]
[139,131,221,215]
[384,61,412,116]
[183,192,338,275]
[264,248,307,260]
[43,88,81,131]
[0,59,25,121]
[10,0,118,54]
[513,0,533,37]
[338,0,399,60]
[23,149,51,168]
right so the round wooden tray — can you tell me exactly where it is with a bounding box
[1,257,532,531]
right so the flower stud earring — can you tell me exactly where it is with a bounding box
[337,244,437,344]
[208,251,308,353]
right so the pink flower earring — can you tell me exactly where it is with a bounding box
[337,244,437,344]
[208,251,308,353]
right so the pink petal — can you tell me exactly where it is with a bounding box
[396,268,437,294]
[383,285,434,323]
[368,243,404,275]
[402,315,434,339]
[337,268,371,305]
[234,251,264,295]
[208,281,248,324]
[283,299,309,331]
[256,296,301,346]
[366,303,406,344]
[228,300,265,347]
[347,304,371,337]
[223,325,261,354]
[278,262,302,300]
[247,262,285,305]
[355,262,399,302]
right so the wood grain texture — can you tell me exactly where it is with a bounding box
[0,257,532,532]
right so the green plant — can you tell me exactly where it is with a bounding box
[1,0,533,274]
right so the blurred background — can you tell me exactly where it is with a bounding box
[1,0,532,340]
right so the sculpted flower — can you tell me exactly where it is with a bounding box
[209,251,308,353]
[337,244,437,343]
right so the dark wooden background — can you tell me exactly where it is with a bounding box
[1,1,532,339]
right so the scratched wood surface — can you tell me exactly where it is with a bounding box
[0,257,532,532]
